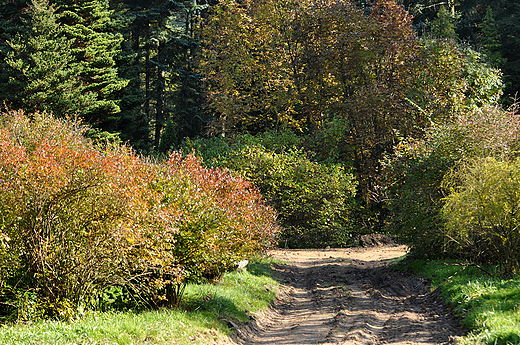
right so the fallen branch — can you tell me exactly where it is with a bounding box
[221,318,244,337]
[0,301,17,309]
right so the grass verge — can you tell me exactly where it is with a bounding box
[401,259,520,345]
[0,258,281,345]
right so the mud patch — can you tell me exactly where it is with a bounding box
[353,234,397,247]
[234,246,465,345]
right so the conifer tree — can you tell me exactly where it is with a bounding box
[486,0,520,101]
[0,0,85,115]
[479,7,505,67]
[0,0,27,53]
[56,0,129,132]
[1,0,30,107]
[111,0,210,151]
[142,0,210,150]
[430,5,458,40]
[1,0,128,137]
[110,2,152,151]
[165,0,209,148]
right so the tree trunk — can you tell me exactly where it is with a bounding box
[154,41,166,150]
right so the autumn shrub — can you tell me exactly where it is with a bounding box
[147,153,278,307]
[99,152,278,308]
[0,109,169,319]
[0,109,278,319]
[382,105,520,257]
[442,158,520,273]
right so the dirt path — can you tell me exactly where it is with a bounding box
[235,245,465,345]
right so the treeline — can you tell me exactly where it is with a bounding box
[1,0,519,152]
[404,0,520,98]
[0,0,216,152]
[191,0,520,275]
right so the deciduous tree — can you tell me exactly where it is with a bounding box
[200,0,305,135]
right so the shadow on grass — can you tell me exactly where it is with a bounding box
[180,258,282,323]
[498,332,520,344]
[184,293,249,321]
[400,258,520,345]
[248,260,282,278]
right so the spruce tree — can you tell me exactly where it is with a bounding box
[0,0,27,51]
[430,5,458,40]
[488,0,520,100]
[0,0,85,115]
[110,2,152,151]
[56,0,128,132]
[167,0,209,147]
[0,0,26,108]
[479,7,505,67]
[106,0,171,151]
[111,0,210,151]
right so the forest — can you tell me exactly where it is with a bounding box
[1,0,520,323]
[1,0,518,152]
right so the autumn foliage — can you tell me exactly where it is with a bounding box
[200,0,503,198]
[0,109,278,319]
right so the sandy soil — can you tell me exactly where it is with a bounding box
[233,242,465,345]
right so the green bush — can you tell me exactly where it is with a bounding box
[302,115,352,165]
[442,158,520,273]
[181,130,302,167]
[381,138,452,257]
[225,146,357,248]
[183,132,357,248]
[382,106,520,257]
[409,39,503,122]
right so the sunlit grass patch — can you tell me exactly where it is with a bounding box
[0,258,281,345]
[182,260,279,322]
[0,310,227,345]
[401,259,520,345]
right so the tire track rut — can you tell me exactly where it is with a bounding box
[236,246,465,345]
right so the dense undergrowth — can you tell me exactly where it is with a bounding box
[382,105,520,268]
[183,132,359,248]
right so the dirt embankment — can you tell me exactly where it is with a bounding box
[234,240,465,345]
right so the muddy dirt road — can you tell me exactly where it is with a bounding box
[236,245,465,345]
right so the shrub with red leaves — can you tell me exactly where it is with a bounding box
[0,109,278,318]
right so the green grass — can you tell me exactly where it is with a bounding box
[401,259,520,344]
[0,258,281,345]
